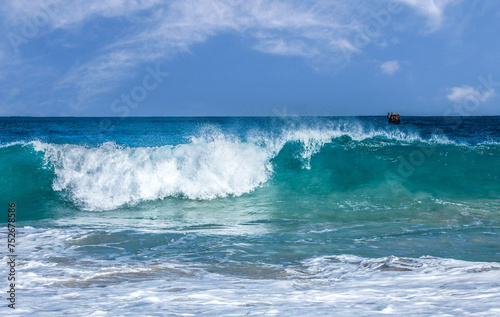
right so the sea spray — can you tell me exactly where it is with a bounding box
[32,134,273,211]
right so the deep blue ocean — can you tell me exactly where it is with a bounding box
[1,116,500,316]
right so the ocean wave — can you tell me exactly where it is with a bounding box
[299,254,500,281]
[13,226,500,316]
[28,124,422,210]
[8,123,495,211]
[31,133,274,211]
[0,140,30,148]
[252,120,456,168]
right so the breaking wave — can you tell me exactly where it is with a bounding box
[1,122,499,211]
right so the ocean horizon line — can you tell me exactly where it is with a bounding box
[2,114,500,118]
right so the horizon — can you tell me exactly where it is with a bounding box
[2,114,500,118]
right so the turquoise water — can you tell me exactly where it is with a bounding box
[1,116,500,315]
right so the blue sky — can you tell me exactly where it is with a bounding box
[1,0,499,116]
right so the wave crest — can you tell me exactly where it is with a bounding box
[32,133,273,211]
[27,121,497,211]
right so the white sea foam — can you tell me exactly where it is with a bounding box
[32,132,273,211]
[479,139,500,146]
[249,121,426,168]
[30,123,471,210]
[7,226,500,316]
[0,140,29,148]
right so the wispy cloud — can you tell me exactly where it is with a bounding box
[380,60,400,75]
[395,0,454,30]
[1,0,161,29]
[447,85,495,103]
[54,0,369,105]
[0,0,460,112]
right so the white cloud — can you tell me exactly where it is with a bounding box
[53,0,368,104]
[396,0,454,29]
[0,0,162,29]
[0,0,463,111]
[380,60,400,75]
[447,85,495,103]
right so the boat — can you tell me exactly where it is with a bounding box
[387,112,400,124]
